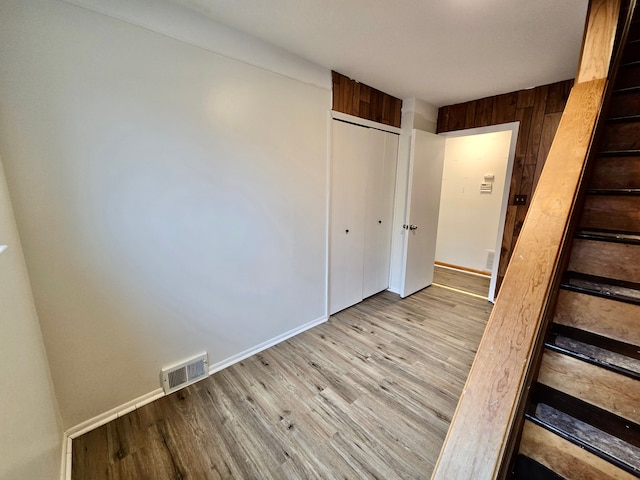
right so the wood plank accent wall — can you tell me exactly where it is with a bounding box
[332,71,402,128]
[436,79,574,291]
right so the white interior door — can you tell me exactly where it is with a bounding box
[329,120,368,314]
[400,130,446,298]
[362,130,398,298]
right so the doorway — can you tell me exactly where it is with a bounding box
[436,122,519,301]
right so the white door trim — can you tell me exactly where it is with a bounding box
[331,110,402,135]
[439,122,520,302]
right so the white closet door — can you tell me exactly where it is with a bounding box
[362,130,398,298]
[329,120,368,314]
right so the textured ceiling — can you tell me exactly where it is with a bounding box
[165,0,589,107]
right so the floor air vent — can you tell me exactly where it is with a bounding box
[161,353,208,394]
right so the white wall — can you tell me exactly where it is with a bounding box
[435,131,512,272]
[0,0,331,429]
[0,157,62,480]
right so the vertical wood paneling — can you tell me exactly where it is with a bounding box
[464,101,477,128]
[515,107,533,158]
[437,78,574,292]
[526,86,550,166]
[474,97,494,127]
[491,92,518,124]
[546,81,573,113]
[517,88,536,109]
[332,71,402,128]
[533,112,564,190]
[437,106,450,133]
[447,103,467,131]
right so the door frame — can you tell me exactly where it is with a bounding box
[438,121,519,302]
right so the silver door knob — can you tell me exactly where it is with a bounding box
[409,225,418,230]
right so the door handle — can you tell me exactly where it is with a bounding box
[402,224,409,230]
[409,225,418,230]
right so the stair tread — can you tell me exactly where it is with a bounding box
[620,59,640,68]
[607,114,640,123]
[613,85,640,95]
[529,404,640,476]
[547,324,640,380]
[561,272,640,306]
[527,385,640,477]
[587,188,640,195]
[599,149,640,156]
[576,228,640,245]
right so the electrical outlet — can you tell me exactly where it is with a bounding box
[514,195,527,205]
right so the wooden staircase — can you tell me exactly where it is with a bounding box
[512,7,640,479]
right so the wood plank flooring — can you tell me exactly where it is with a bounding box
[433,266,490,297]
[72,276,492,479]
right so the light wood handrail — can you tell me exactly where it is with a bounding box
[431,1,626,478]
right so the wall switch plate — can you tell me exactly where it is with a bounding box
[514,195,527,205]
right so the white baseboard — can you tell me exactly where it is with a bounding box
[208,315,328,375]
[62,314,328,473]
[66,388,164,439]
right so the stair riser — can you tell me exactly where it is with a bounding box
[608,93,640,118]
[554,290,640,346]
[590,157,640,189]
[615,64,640,90]
[538,350,640,424]
[622,41,640,65]
[601,122,640,151]
[581,196,640,231]
[519,421,637,480]
[568,239,640,284]
[629,22,640,43]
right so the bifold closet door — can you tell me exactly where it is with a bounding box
[329,120,368,314]
[362,130,398,298]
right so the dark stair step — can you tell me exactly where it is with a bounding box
[561,271,640,306]
[581,195,640,232]
[608,91,640,119]
[586,188,640,195]
[606,89,640,118]
[629,19,640,43]
[607,113,640,123]
[576,228,640,245]
[589,156,640,189]
[598,148,640,157]
[601,121,640,152]
[612,86,640,96]
[546,323,640,380]
[511,455,565,480]
[615,63,640,90]
[526,384,640,477]
[621,39,640,65]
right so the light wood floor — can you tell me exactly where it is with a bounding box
[433,266,491,297]
[72,273,492,479]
